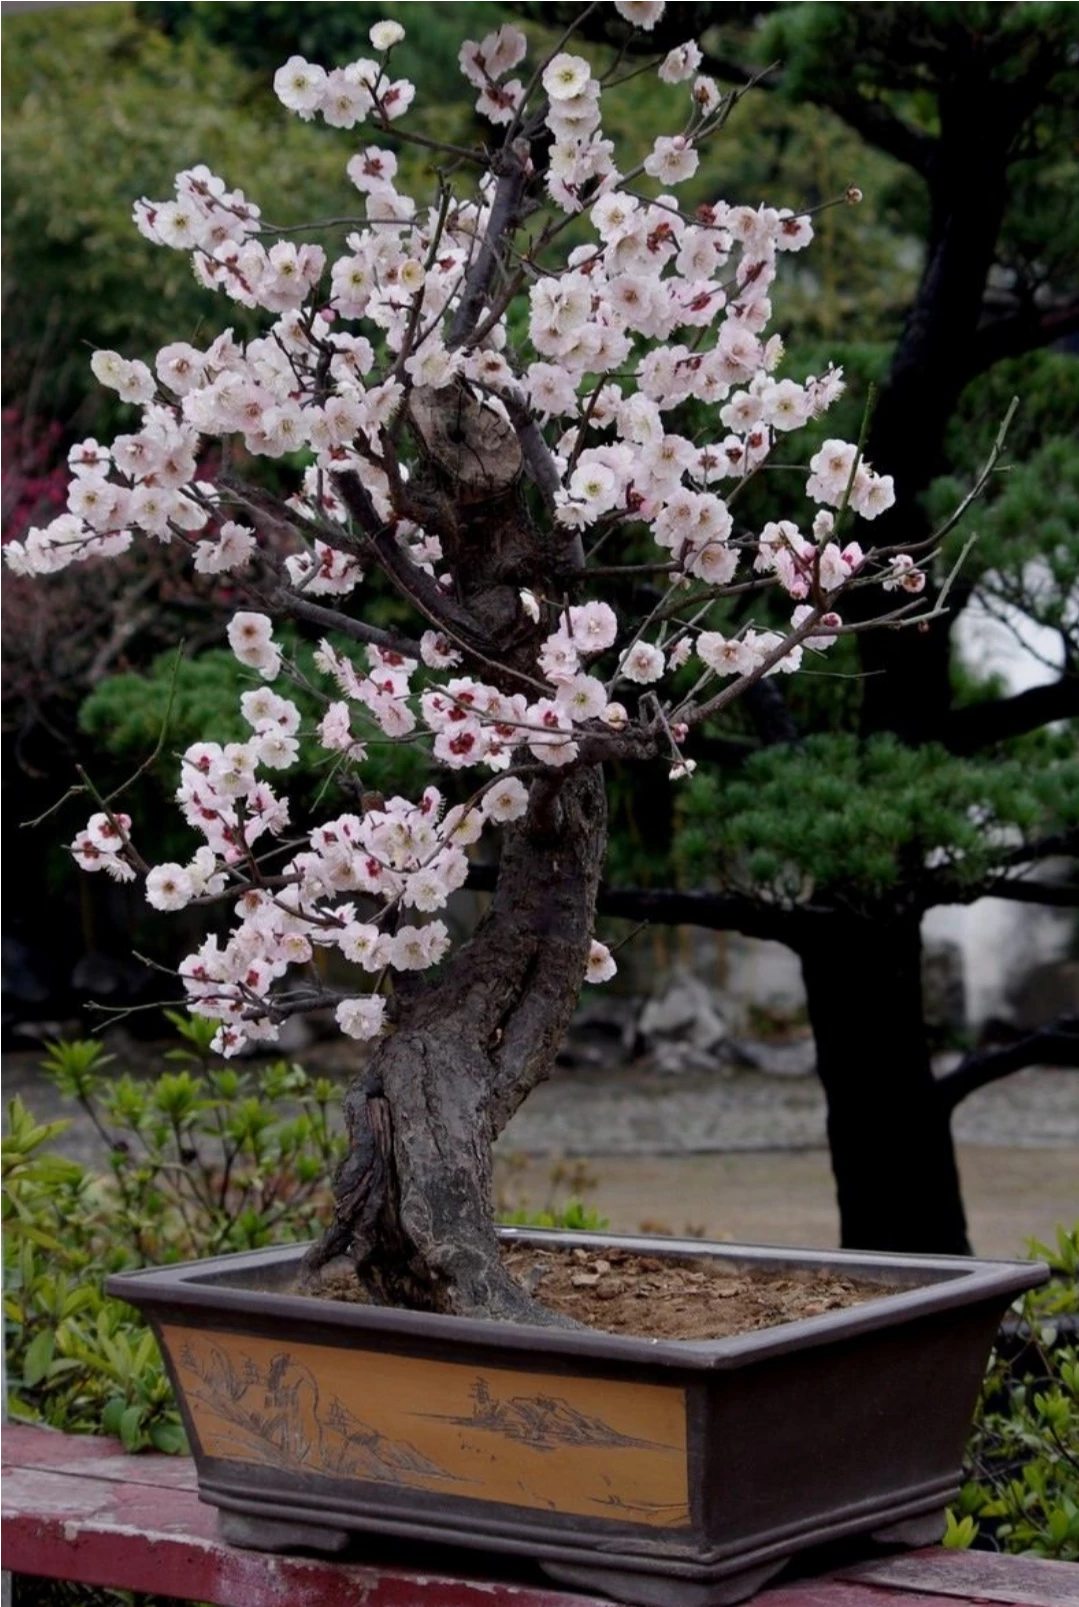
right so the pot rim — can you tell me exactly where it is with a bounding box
[105,1229,1048,1371]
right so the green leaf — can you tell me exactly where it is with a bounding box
[149,1421,187,1455]
[942,1510,977,1550]
[22,1328,56,1387]
[119,1404,145,1451]
[101,1396,128,1437]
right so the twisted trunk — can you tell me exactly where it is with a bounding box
[305,765,607,1322]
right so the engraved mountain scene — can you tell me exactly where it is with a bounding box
[172,1336,462,1485]
[420,1376,680,1454]
[159,1325,690,1527]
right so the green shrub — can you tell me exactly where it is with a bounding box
[499,1198,609,1232]
[947,1225,1079,1560]
[3,1096,181,1451]
[2,1026,346,1447]
[2,1030,608,1449]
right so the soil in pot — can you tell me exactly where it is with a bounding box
[303,1245,893,1340]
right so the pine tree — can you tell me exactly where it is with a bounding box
[559,0,1079,1253]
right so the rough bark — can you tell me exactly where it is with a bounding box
[290,361,619,1324]
[304,765,607,1322]
[800,909,971,1256]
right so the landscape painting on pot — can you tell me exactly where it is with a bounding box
[12,0,1045,1600]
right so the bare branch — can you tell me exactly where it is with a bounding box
[986,878,1079,909]
[448,143,530,349]
[273,590,423,660]
[969,293,1079,376]
[943,675,1079,754]
[936,1019,1079,1114]
[466,861,816,946]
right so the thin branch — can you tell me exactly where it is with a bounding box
[928,396,1020,553]
[334,468,489,649]
[693,52,772,90]
[448,144,529,349]
[274,590,423,660]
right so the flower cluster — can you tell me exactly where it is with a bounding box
[274,20,413,131]
[15,6,925,1055]
[71,813,136,882]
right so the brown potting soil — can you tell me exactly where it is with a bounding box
[305,1246,893,1340]
[499,1245,892,1340]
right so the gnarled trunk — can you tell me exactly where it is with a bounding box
[305,765,607,1322]
[800,909,971,1255]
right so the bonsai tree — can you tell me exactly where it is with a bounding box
[8,2,977,1320]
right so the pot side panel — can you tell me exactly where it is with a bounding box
[159,1324,690,1528]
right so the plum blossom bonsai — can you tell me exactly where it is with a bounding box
[8,2,967,1326]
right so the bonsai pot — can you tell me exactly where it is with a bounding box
[106,1230,1046,1607]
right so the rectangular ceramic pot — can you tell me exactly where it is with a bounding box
[106,1231,1046,1607]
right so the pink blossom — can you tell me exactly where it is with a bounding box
[586,940,617,983]
[146,863,195,911]
[567,601,618,652]
[619,641,665,684]
[336,996,387,1039]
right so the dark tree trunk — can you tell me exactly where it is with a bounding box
[853,105,1013,744]
[800,910,971,1255]
[305,765,608,1323]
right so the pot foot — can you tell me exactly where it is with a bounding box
[540,1559,787,1607]
[870,1509,946,1547]
[217,1511,350,1554]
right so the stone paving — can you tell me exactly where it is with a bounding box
[497,1063,1079,1155]
[5,1049,1077,1164]
[5,1049,1076,1259]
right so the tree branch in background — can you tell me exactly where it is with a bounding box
[557,1,937,179]
[988,879,1079,910]
[467,860,814,946]
[943,676,1079,755]
[969,294,1079,377]
[795,87,936,178]
[936,1018,1079,1115]
[594,884,816,945]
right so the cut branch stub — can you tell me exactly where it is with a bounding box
[409,384,522,502]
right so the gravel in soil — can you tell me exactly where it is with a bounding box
[300,1247,891,1339]
[499,1245,890,1340]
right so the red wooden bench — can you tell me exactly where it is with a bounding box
[4,1425,1077,1607]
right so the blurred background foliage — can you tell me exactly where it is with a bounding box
[1,2,1076,1063]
